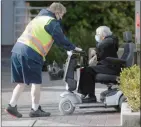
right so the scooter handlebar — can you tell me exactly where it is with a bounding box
[75,50,85,54]
[67,50,86,56]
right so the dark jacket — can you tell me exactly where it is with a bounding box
[96,35,119,61]
[12,9,75,65]
[94,35,120,74]
[38,9,76,50]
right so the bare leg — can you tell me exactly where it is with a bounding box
[9,83,25,107]
[31,83,41,111]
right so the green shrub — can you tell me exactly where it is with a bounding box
[119,65,140,112]
[69,27,96,52]
[46,44,67,65]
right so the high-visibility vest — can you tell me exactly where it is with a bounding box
[17,16,55,61]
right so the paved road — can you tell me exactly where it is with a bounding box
[1,59,121,127]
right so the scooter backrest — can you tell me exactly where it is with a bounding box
[121,31,135,67]
[123,31,132,43]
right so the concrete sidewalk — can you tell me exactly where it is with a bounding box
[1,58,121,127]
[2,87,121,126]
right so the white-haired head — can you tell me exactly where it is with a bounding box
[49,2,66,20]
[96,26,112,37]
[95,26,112,43]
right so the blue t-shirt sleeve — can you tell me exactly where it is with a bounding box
[44,20,76,51]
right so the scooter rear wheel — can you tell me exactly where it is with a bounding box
[115,95,126,112]
[59,98,75,115]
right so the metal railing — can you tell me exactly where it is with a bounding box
[14,6,46,42]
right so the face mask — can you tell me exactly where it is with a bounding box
[58,19,62,24]
[95,35,102,43]
[56,13,62,20]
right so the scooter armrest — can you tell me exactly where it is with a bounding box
[105,57,126,65]
[104,57,126,67]
[106,57,126,63]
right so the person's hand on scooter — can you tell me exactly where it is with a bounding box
[74,47,83,52]
[67,50,73,56]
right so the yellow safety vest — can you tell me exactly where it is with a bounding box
[17,16,55,61]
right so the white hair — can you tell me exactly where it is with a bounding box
[49,2,66,14]
[96,26,112,37]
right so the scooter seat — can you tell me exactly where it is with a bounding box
[95,74,117,84]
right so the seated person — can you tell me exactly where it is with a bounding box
[78,26,120,103]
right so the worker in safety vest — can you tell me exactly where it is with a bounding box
[5,2,82,118]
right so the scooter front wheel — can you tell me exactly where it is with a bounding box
[59,98,75,115]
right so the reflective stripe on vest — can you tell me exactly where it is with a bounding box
[20,34,46,56]
[19,34,53,57]
[17,16,54,60]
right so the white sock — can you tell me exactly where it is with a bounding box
[32,104,39,111]
[9,84,25,107]
[31,83,41,111]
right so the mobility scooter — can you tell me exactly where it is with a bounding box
[59,31,135,115]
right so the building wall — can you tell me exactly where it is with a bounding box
[2,0,14,45]
[1,0,28,45]
[14,1,30,42]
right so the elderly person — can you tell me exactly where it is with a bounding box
[78,26,120,103]
[5,2,82,118]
